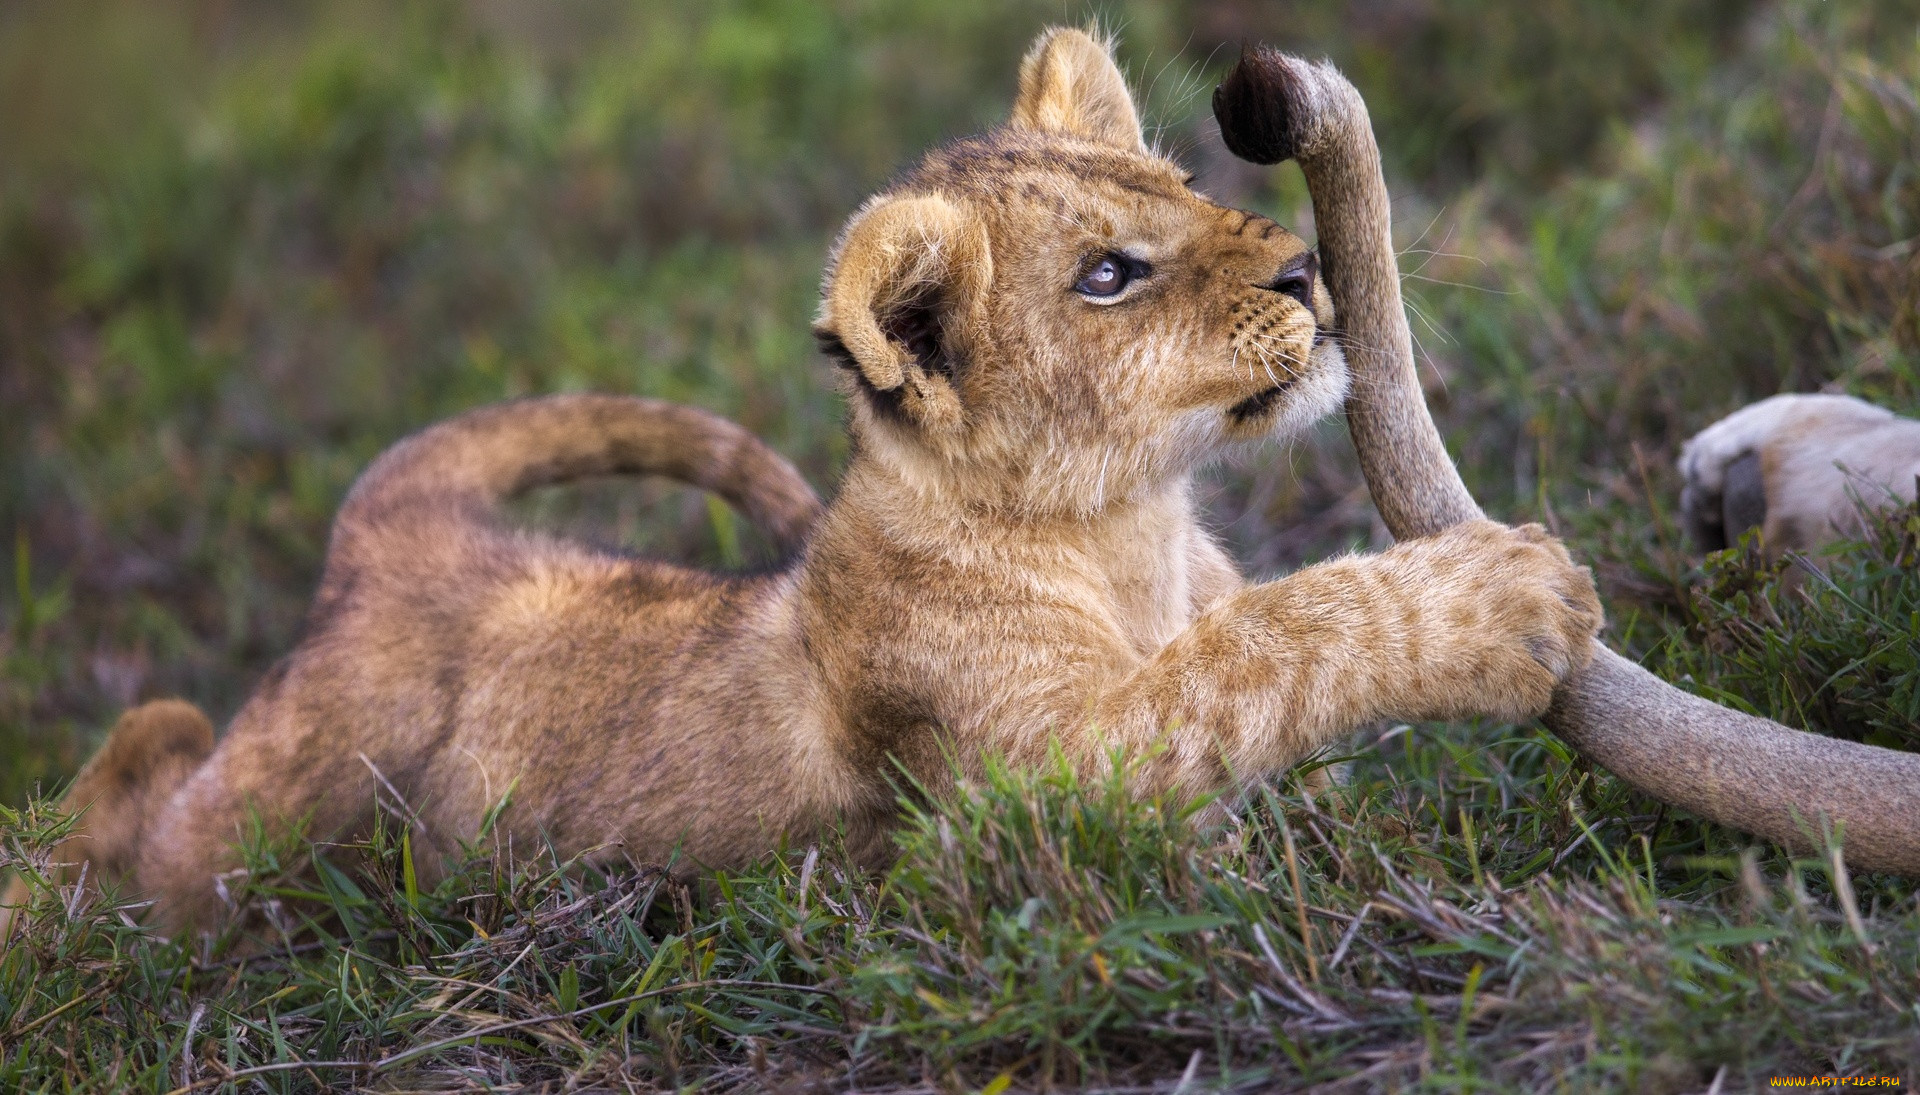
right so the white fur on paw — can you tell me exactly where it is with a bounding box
[1680,393,1893,494]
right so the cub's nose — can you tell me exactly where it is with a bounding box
[1255,251,1317,308]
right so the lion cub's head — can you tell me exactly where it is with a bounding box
[816,27,1347,517]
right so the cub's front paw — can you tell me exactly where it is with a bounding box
[1396,520,1603,724]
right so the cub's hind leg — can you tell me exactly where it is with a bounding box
[132,708,386,938]
[1,700,214,935]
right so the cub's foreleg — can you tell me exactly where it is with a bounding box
[1089,520,1601,795]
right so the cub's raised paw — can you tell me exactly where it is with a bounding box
[1389,520,1603,725]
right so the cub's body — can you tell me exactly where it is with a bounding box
[5,29,1598,938]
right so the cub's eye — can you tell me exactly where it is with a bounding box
[1076,255,1131,297]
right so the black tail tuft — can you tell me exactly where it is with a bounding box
[1212,44,1305,166]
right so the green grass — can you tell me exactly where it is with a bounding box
[3,0,1919,1089]
[6,743,1915,1089]
[1651,502,1920,750]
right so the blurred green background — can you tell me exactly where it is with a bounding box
[2,0,1916,804]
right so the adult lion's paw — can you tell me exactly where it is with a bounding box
[1679,393,1919,554]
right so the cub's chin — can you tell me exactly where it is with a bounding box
[1221,338,1349,443]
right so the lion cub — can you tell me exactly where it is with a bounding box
[5,28,1599,937]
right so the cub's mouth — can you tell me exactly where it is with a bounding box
[1227,382,1294,423]
[1225,327,1330,424]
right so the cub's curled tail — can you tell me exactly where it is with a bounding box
[338,393,824,554]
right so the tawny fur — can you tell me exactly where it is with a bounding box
[1214,45,1920,875]
[4,29,1605,938]
[1,701,213,914]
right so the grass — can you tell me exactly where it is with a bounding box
[2,0,1918,1089]
[6,741,1915,1090]
[1655,500,1920,750]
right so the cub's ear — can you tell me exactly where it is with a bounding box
[815,193,989,437]
[1010,27,1144,153]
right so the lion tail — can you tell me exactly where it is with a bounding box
[337,394,823,555]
